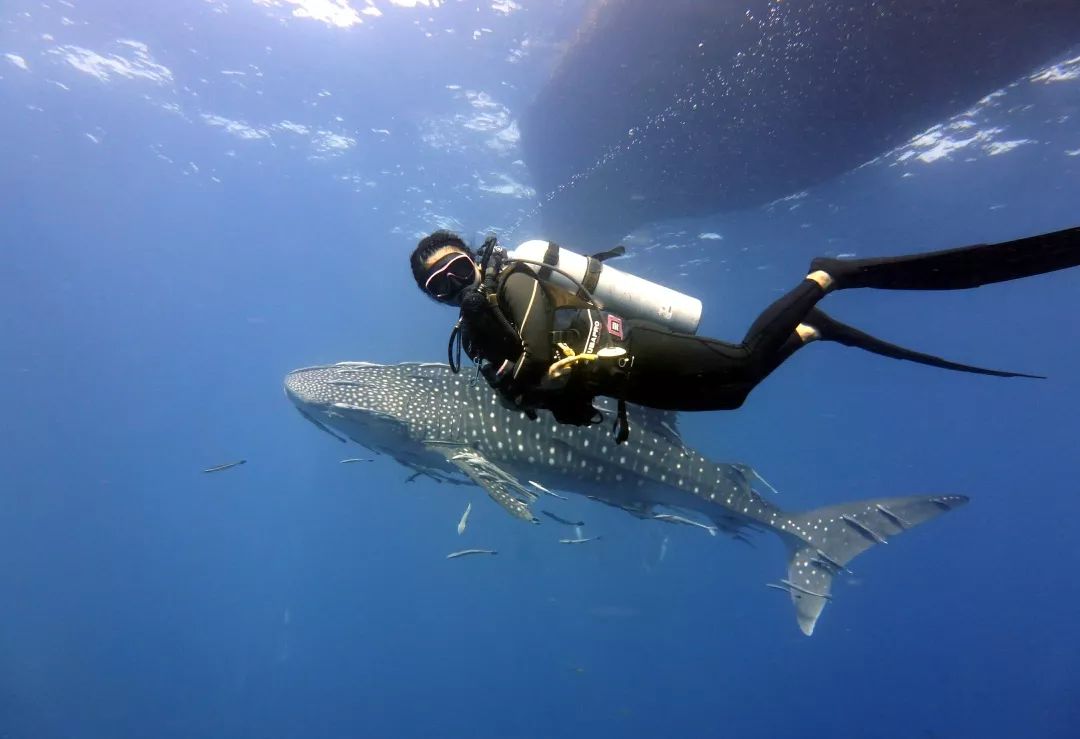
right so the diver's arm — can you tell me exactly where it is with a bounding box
[500,270,555,391]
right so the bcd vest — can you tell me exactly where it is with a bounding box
[458,261,628,370]
[453,254,634,443]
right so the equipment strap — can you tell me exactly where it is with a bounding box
[614,398,630,444]
[582,257,603,294]
[476,235,499,281]
[550,329,580,347]
[590,245,625,262]
[506,258,599,309]
[447,321,462,373]
[538,241,560,281]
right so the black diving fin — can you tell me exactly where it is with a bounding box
[812,226,1080,291]
[805,308,1045,379]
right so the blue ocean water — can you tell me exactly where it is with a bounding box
[2,2,1079,738]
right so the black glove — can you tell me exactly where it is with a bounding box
[483,360,600,428]
[481,361,539,419]
[545,392,602,427]
[480,359,515,395]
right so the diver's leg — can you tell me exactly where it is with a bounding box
[626,274,829,381]
[810,226,1080,291]
[736,276,830,359]
[689,329,821,409]
[619,323,750,410]
[747,331,816,381]
[619,314,823,411]
[631,277,830,407]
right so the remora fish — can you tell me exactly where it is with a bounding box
[652,513,718,536]
[542,510,585,527]
[284,361,969,636]
[339,458,372,463]
[446,548,497,559]
[528,480,567,500]
[202,460,246,473]
[559,536,601,545]
[457,502,471,535]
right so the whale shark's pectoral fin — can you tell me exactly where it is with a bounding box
[424,443,539,524]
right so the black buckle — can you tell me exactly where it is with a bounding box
[613,398,630,444]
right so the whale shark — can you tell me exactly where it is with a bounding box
[284,361,967,635]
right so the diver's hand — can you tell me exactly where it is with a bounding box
[515,369,599,427]
[495,389,539,420]
[481,361,539,420]
[479,360,513,391]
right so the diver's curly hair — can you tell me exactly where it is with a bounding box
[410,230,471,292]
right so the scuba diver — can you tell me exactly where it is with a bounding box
[410,226,1080,442]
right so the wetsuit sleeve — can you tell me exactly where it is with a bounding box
[500,270,554,391]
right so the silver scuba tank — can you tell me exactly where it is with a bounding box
[508,239,703,335]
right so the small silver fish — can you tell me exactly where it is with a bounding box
[202,460,246,473]
[457,502,472,535]
[446,548,497,559]
[559,536,602,545]
[339,458,372,464]
[652,513,718,536]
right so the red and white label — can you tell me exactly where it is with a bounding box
[606,314,624,340]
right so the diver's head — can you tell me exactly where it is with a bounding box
[411,230,479,305]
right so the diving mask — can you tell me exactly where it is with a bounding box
[424,252,476,302]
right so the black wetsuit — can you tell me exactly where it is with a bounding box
[483,266,828,414]
[468,226,1079,422]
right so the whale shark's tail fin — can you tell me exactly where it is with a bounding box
[774,494,969,636]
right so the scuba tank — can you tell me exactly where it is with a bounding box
[509,239,703,335]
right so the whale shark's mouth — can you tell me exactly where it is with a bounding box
[284,364,377,406]
[283,365,329,406]
[284,365,412,450]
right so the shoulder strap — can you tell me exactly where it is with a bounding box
[500,261,594,312]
